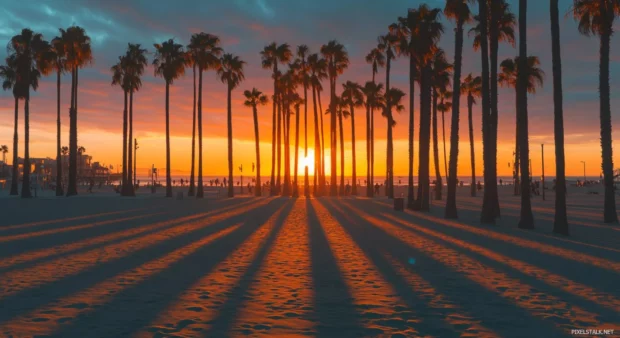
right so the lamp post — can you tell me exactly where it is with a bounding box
[541,144,545,201]
[580,161,586,185]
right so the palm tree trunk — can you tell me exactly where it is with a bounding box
[351,105,357,195]
[489,7,501,219]
[56,69,63,196]
[338,112,345,195]
[330,77,337,196]
[10,96,18,196]
[371,71,376,197]
[407,55,415,207]
[253,105,262,197]
[127,89,135,196]
[21,92,32,198]
[468,95,476,197]
[312,84,320,195]
[270,90,277,196]
[550,0,568,233]
[319,90,326,193]
[441,107,448,182]
[276,90,282,194]
[197,68,204,198]
[600,29,618,223]
[432,89,442,201]
[385,57,393,199]
[188,64,197,196]
[415,66,432,211]
[165,81,172,198]
[283,101,291,196]
[304,82,309,197]
[227,84,234,198]
[121,90,128,196]
[479,0,493,224]
[366,101,372,197]
[517,0,534,228]
[446,19,464,218]
[514,92,520,196]
[67,67,78,196]
[293,104,301,197]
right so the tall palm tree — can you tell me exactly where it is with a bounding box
[308,53,328,195]
[472,0,516,219]
[8,28,52,198]
[517,0,534,228]
[396,11,419,207]
[111,55,130,196]
[365,48,385,197]
[377,31,401,199]
[460,74,482,197]
[431,49,452,201]
[291,90,304,197]
[551,0,568,234]
[327,96,349,195]
[499,56,544,197]
[217,53,245,198]
[279,67,298,197]
[445,0,474,218]
[260,43,292,195]
[384,88,406,148]
[0,55,22,196]
[572,0,620,224]
[187,50,197,196]
[244,88,268,197]
[153,38,187,198]
[413,4,444,211]
[77,145,86,180]
[341,81,364,195]
[321,40,349,196]
[50,33,68,196]
[62,26,92,197]
[188,33,222,198]
[124,43,148,197]
[296,45,311,197]
[476,0,493,223]
[362,82,386,192]
[437,89,452,181]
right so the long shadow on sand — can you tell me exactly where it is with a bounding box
[0,198,282,326]
[320,199,564,338]
[305,198,365,337]
[52,198,294,338]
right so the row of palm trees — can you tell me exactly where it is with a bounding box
[1,1,617,232]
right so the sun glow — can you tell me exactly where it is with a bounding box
[298,149,315,175]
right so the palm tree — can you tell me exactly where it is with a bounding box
[472,0,516,219]
[77,145,86,181]
[244,88,269,197]
[365,48,385,197]
[476,0,493,223]
[0,55,22,196]
[431,49,452,201]
[384,88,406,147]
[551,0,568,234]
[321,40,349,196]
[217,53,246,198]
[278,67,298,196]
[62,26,93,197]
[50,33,68,196]
[445,0,474,218]
[517,0,534,229]
[499,56,544,197]
[61,146,69,156]
[187,51,197,197]
[377,31,401,199]
[0,145,7,177]
[460,74,482,197]
[111,55,130,196]
[362,82,386,193]
[8,28,52,198]
[296,45,311,197]
[341,81,364,195]
[153,38,187,198]
[327,96,349,195]
[308,54,327,195]
[188,33,222,198]
[260,43,292,195]
[437,89,452,182]
[413,5,444,211]
[291,91,304,197]
[572,0,620,224]
[396,11,418,207]
[125,43,148,197]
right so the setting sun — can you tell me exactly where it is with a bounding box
[298,149,315,175]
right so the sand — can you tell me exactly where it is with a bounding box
[0,184,618,337]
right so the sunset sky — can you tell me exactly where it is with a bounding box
[0,0,618,178]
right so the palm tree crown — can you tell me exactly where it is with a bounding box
[153,39,187,83]
[499,56,545,93]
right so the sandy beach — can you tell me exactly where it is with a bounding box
[0,185,618,337]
